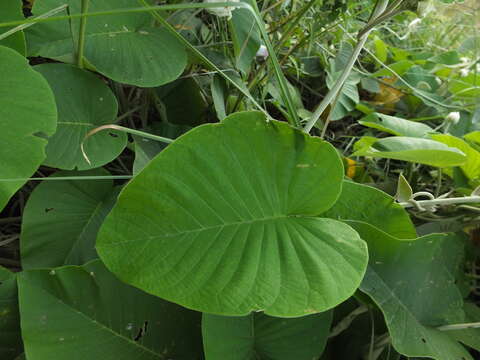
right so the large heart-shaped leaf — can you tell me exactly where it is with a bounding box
[353,136,467,167]
[347,221,472,360]
[323,181,416,239]
[21,169,118,269]
[35,63,126,170]
[26,0,187,87]
[0,45,57,211]
[0,267,22,360]
[18,260,203,360]
[202,311,332,359]
[97,111,368,317]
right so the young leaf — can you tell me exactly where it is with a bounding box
[21,169,118,269]
[18,260,203,360]
[0,45,57,211]
[97,111,368,317]
[395,173,413,202]
[35,63,126,170]
[352,136,467,167]
[202,311,332,359]
[347,221,472,360]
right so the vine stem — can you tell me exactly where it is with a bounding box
[437,322,480,331]
[0,4,68,41]
[77,0,90,68]
[399,196,480,209]
[81,124,173,165]
[302,0,391,134]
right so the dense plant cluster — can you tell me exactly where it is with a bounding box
[0,0,479,359]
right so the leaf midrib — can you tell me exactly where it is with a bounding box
[100,214,312,246]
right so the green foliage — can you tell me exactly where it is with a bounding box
[0,45,57,211]
[0,0,479,359]
[35,63,127,170]
[21,169,118,269]
[97,112,368,317]
[202,311,332,359]
[18,260,203,359]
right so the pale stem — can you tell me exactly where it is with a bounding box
[303,0,391,134]
[399,196,480,209]
[77,0,90,68]
[438,322,480,331]
[0,4,68,41]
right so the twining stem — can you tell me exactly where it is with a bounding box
[0,4,68,41]
[399,196,480,209]
[438,322,480,331]
[329,305,368,338]
[81,124,173,165]
[303,0,391,134]
[77,0,90,68]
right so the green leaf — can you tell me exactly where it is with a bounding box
[202,311,332,360]
[0,268,22,360]
[0,45,57,211]
[0,0,26,55]
[230,4,262,74]
[395,173,413,202]
[323,181,416,239]
[211,75,228,121]
[449,303,480,352]
[348,221,472,360]
[429,51,461,65]
[372,60,414,77]
[326,71,359,121]
[449,73,480,98]
[358,113,434,137]
[353,136,467,167]
[432,133,480,180]
[373,36,388,63]
[155,78,208,126]
[97,111,368,317]
[35,63,126,170]
[21,169,118,269]
[18,260,203,360]
[26,0,187,87]
[133,122,191,174]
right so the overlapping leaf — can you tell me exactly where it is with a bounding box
[323,180,416,239]
[353,136,467,167]
[348,221,472,360]
[21,169,118,269]
[202,311,332,359]
[18,260,203,360]
[35,63,126,170]
[0,46,57,211]
[97,111,368,317]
